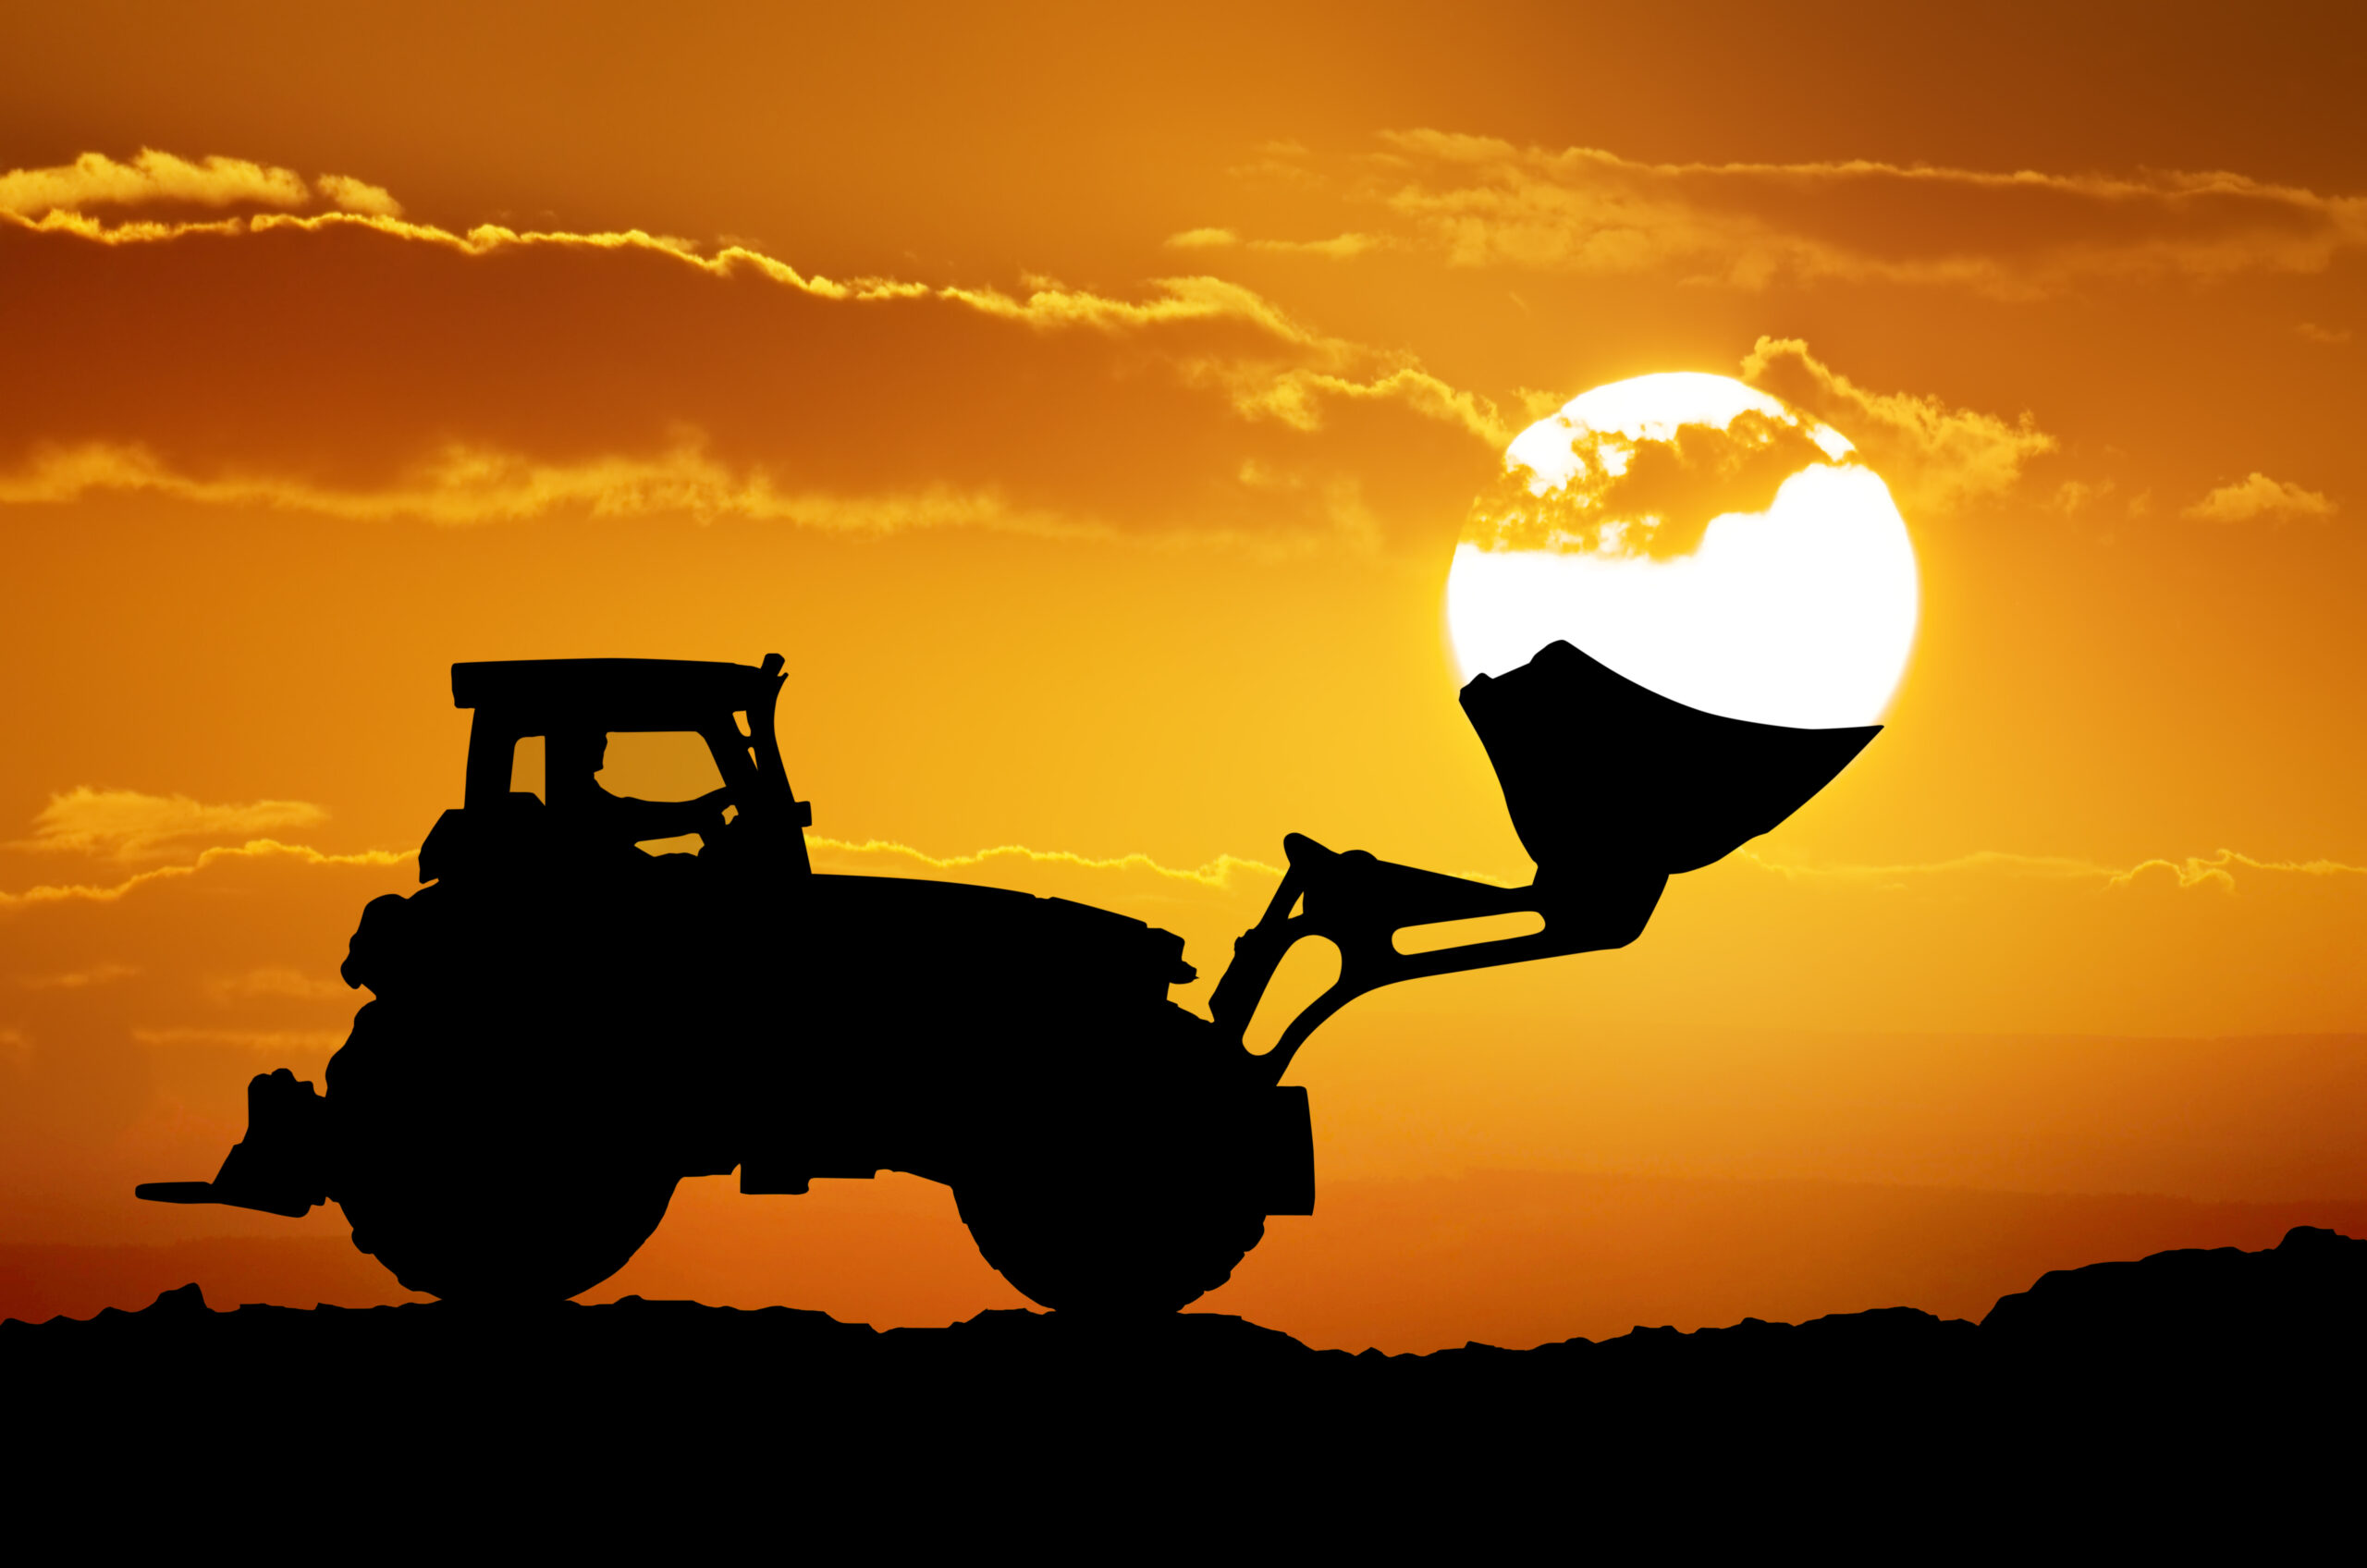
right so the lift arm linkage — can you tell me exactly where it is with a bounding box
[1208,833,1666,1084]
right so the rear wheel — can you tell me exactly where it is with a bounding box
[327,1000,681,1305]
[957,1176,1266,1316]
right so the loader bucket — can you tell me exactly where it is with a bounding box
[1458,640,1880,877]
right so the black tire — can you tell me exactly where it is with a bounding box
[338,1166,679,1304]
[327,1000,681,1305]
[956,1176,1267,1316]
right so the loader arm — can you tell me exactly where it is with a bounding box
[1208,833,1667,1085]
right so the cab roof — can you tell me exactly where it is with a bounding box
[451,658,777,723]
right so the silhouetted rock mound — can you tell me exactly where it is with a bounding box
[9,1230,2360,1535]
[1984,1224,2366,1363]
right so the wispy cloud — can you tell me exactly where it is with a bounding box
[0,840,413,910]
[1334,132,2367,298]
[808,835,1282,891]
[0,149,399,220]
[794,833,2367,904]
[310,173,401,217]
[1742,846,2367,892]
[1252,233,1387,260]
[0,150,310,216]
[1165,227,1386,260]
[2182,472,2337,523]
[12,787,328,862]
[1199,364,1515,446]
[6,179,1328,347]
[2100,851,2367,891]
[1739,337,2056,514]
[0,440,1110,537]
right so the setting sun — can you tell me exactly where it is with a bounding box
[1448,373,1919,728]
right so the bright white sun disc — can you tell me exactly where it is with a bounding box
[1447,373,1918,729]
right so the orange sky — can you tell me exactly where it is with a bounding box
[2,1,2361,1348]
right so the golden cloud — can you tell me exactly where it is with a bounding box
[1741,846,2367,892]
[1739,337,2056,514]
[1167,227,1384,260]
[19,188,1335,346]
[309,173,402,217]
[809,834,1281,892]
[1201,364,1514,446]
[804,832,2356,913]
[1252,233,1386,260]
[0,150,311,217]
[1346,132,2367,298]
[0,149,401,221]
[1464,407,1842,559]
[0,440,1107,538]
[2181,472,2338,523]
[0,840,412,910]
[13,788,329,862]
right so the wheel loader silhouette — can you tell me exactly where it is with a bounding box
[141,642,1876,1313]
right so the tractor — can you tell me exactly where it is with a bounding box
[141,641,1876,1313]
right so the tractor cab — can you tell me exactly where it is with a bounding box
[420,653,814,884]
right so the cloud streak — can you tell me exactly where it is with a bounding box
[1344,133,2367,298]
[12,788,329,862]
[1165,227,1387,260]
[1742,846,2367,893]
[808,835,1282,892]
[1739,337,2056,514]
[2182,472,2337,523]
[0,440,1109,537]
[0,840,414,911]
[4,170,1375,359]
[0,149,399,221]
[808,835,2361,904]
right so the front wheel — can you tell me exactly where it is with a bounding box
[957,1176,1267,1316]
[338,1164,680,1305]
